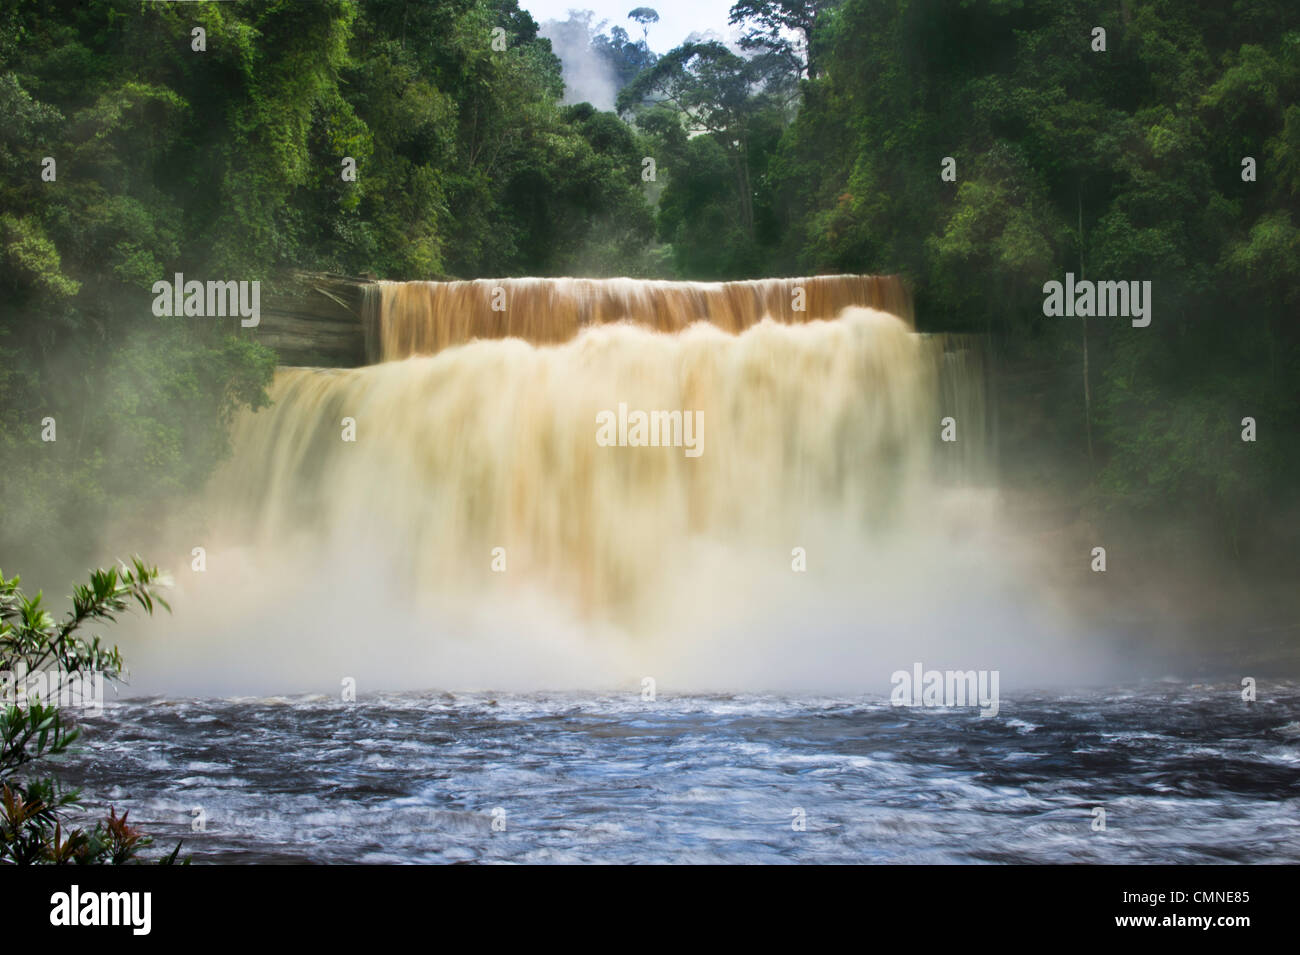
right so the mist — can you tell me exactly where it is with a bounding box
[110,293,1118,699]
[540,12,621,111]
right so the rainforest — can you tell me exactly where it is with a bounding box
[1,0,1298,886]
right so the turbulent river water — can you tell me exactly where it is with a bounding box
[77,276,1297,864]
[56,683,1300,864]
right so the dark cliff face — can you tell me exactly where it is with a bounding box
[254,273,374,367]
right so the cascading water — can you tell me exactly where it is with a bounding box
[85,276,1300,866]
[125,275,1067,696]
[363,274,914,361]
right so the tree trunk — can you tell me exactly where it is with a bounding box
[1079,189,1094,468]
[734,137,755,237]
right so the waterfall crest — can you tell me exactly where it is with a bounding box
[365,274,914,361]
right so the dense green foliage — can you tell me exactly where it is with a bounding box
[0,0,655,573]
[2,0,1295,582]
[1,558,181,864]
[619,40,791,276]
[6,0,1289,865]
[627,0,1299,559]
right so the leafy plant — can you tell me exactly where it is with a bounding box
[0,558,184,865]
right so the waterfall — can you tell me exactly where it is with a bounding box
[364,274,914,361]
[128,275,1053,696]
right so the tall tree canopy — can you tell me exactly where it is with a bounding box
[0,0,656,575]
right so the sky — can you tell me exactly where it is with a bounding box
[520,1,741,53]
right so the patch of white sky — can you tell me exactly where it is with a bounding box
[520,1,741,53]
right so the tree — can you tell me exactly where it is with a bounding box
[728,0,838,78]
[764,0,1300,562]
[593,25,659,90]
[1,558,183,864]
[0,0,660,579]
[619,41,779,238]
[628,7,659,44]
